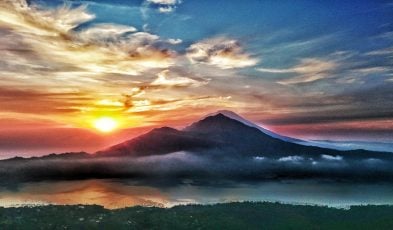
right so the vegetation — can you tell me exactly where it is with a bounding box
[1,202,393,229]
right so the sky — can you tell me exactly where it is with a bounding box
[0,0,392,157]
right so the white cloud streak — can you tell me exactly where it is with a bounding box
[151,70,208,87]
[257,58,338,84]
[187,37,258,69]
[321,154,343,161]
[144,0,182,14]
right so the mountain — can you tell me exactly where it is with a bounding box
[98,112,297,157]
[97,111,391,159]
[2,111,393,183]
[182,113,310,156]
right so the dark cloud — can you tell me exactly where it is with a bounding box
[122,94,134,111]
[255,84,393,126]
[262,111,393,126]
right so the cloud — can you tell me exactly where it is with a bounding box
[278,155,304,162]
[376,31,393,40]
[321,154,343,161]
[144,0,182,14]
[0,0,241,137]
[186,37,258,69]
[1,0,392,153]
[257,58,338,84]
[127,95,235,114]
[147,0,180,4]
[257,46,392,85]
[0,128,108,155]
[0,0,177,78]
[364,158,384,164]
[351,67,389,74]
[3,149,393,183]
[255,68,293,74]
[78,23,137,42]
[0,87,93,115]
[0,0,95,34]
[158,6,175,13]
[0,1,275,127]
[291,59,336,74]
[167,38,183,45]
[150,70,208,88]
[259,83,393,129]
[365,47,393,56]
[0,0,195,126]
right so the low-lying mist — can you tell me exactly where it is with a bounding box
[1,151,393,184]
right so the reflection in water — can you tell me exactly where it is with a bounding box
[1,180,393,209]
[0,180,169,209]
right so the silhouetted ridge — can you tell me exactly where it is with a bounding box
[151,126,179,133]
[98,126,215,157]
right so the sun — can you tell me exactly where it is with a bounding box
[93,117,118,133]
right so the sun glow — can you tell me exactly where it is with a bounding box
[93,117,118,133]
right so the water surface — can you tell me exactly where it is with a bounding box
[1,179,393,209]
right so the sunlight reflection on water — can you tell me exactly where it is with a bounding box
[1,179,393,209]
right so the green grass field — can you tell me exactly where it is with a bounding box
[1,202,393,229]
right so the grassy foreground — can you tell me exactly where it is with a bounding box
[1,202,393,229]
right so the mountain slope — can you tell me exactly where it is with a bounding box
[98,127,216,157]
[206,110,303,143]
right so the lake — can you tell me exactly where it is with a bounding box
[1,179,393,209]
